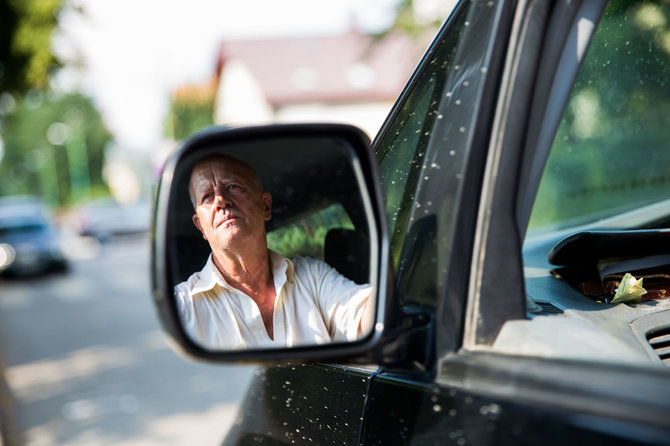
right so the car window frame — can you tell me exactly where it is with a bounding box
[370,0,518,365]
[461,0,608,349]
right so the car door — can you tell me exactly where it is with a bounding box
[362,0,670,445]
[221,3,495,444]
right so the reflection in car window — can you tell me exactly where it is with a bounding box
[528,0,670,233]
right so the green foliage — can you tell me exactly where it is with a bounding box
[385,0,445,38]
[0,0,65,94]
[165,89,215,141]
[529,1,670,230]
[267,204,354,260]
[0,91,112,207]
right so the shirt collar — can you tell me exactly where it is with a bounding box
[190,250,294,296]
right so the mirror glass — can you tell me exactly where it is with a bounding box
[164,130,377,352]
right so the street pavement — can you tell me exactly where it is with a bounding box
[0,234,255,446]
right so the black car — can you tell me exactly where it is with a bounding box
[0,196,68,276]
[152,0,670,444]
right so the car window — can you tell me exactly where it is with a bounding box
[266,203,353,260]
[516,0,670,368]
[375,0,502,312]
[375,5,467,272]
[528,0,670,233]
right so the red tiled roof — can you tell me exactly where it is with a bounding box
[216,29,428,106]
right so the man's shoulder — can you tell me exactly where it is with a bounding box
[174,257,216,297]
[289,255,336,280]
[289,254,324,269]
[174,270,203,295]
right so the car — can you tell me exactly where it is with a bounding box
[0,196,68,276]
[152,0,670,444]
[73,197,150,242]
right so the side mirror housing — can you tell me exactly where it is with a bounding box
[152,123,390,363]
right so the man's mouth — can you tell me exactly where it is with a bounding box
[215,214,238,227]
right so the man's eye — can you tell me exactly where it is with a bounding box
[202,193,213,202]
[228,185,239,191]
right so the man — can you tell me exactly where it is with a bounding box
[174,154,373,350]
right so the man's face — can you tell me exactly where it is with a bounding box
[190,156,272,250]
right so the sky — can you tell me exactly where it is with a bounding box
[52,0,401,153]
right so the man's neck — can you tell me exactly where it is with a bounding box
[212,242,272,295]
[211,242,277,340]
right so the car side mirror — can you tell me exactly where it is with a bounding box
[152,123,389,362]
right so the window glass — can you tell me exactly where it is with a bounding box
[528,0,670,233]
[376,5,468,271]
[266,203,353,260]
[517,1,670,368]
[374,0,501,313]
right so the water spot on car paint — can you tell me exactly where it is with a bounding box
[455,100,462,105]
[463,81,470,87]
[433,404,443,412]
[481,67,488,74]
[449,408,457,416]
[437,114,443,119]
[459,126,466,133]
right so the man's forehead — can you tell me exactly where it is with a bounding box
[190,156,259,188]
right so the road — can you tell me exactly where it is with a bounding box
[0,234,255,446]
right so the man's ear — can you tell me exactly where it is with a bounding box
[262,192,272,221]
[192,214,207,240]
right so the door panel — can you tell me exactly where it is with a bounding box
[224,364,375,445]
[362,372,665,445]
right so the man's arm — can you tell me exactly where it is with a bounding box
[358,297,375,336]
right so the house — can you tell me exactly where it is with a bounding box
[212,28,429,138]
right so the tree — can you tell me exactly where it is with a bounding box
[530,1,670,228]
[0,92,112,207]
[0,0,65,94]
[165,82,216,141]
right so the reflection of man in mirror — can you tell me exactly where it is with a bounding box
[174,154,373,350]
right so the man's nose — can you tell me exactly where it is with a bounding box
[213,190,233,209]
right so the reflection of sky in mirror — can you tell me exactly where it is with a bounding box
[52,0,399,151]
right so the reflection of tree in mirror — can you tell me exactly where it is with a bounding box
[267,203,354,260]
[529,0,670,230]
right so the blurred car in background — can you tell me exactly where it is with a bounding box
[73,197,151,242]
[0,196,68,276]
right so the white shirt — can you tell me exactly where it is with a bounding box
[174,251,372,350]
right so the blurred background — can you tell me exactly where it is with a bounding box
[0,0,451,444]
